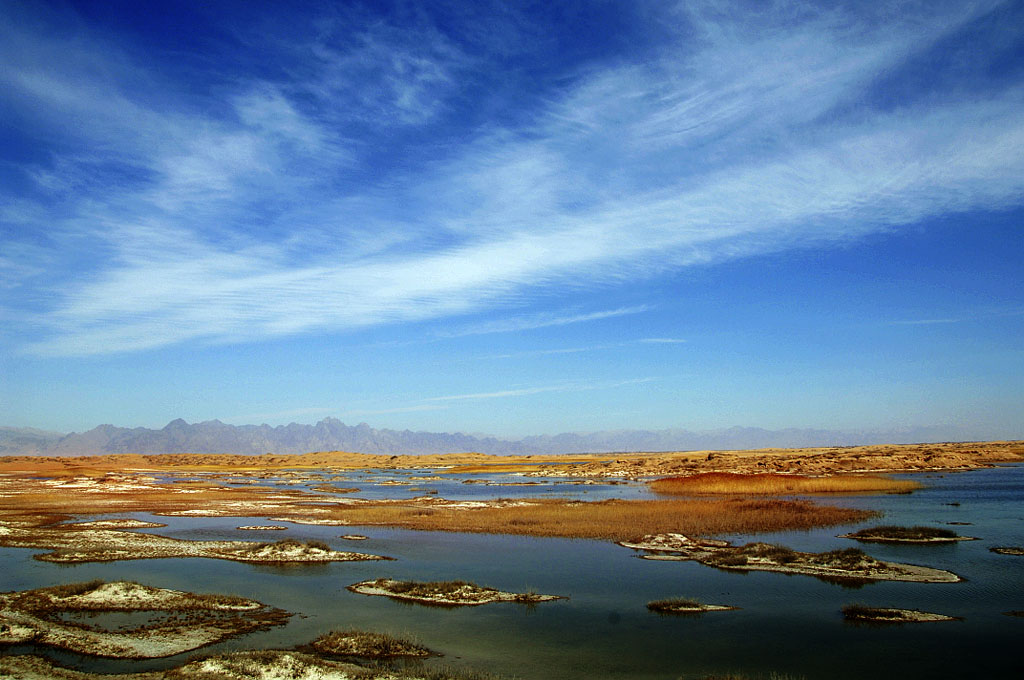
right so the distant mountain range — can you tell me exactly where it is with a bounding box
[0,418,990,457]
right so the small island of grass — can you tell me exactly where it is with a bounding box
[622,534,961,583]
[647,597,737,614]
[841,604,960,623]
[311,629,434,658]
[67,519,167,530]
[347,578,565,607]
[840,525,976,543]
[0,519,390,564]
[236,524,288,530]
[990,546,1024,556]
[218,538,391,563]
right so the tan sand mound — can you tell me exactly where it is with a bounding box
[0,580,289,658]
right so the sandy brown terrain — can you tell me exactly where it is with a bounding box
[1,439,1019,478]
[0,440,1018,566]
[0,581,289,658]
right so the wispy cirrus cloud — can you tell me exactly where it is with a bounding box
[438,306,653,338]
[3,1,1023,357]
[639,338,687,344]
[477,338,686,360]
[890,307,1024,326]
[424,377,659,402]
[341,405,449,416]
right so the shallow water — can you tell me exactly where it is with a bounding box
[2,465,1022,679]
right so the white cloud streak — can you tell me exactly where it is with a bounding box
[439,306,653,338]
[4,1,1023,356]
[425,377,659,402]
[341,405,449,416]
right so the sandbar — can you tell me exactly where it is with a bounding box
[991,546,1024,556]
[0,650,420,679]
[0,580,289,658]
[0,520,389,564]
[622,534,961,583]
[348,578,565,607]
[647,598,737,614]
[842,605,960,623]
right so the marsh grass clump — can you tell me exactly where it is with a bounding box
[165,650,378,679]
[990,546,1024,556]
[846,526,958,541]
[277,537,330,550]
[349,578,563,607]
[738,543,799,563]
[249,538,332,553]
[311,629,433,658]
[647,597,702,612]
[810,548,880,571]
[842,604,908,621]
[380,579,479,597]
[650,472,918,496]
[44,580,107,598]
[416,664,506,680]
[708,553,749,567]
[2,580,266,616]
[702,542,799,568]
[331,497,874,542]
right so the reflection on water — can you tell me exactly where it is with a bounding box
[1,465,1022,679]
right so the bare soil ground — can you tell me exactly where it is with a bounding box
[0,440,1019,478]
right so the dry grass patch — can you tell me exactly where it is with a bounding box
[841,525,974,543]
[650,472,919,496]
[348,578,563,606]
[311,629,433,658]
[329,497,874,541]
[647,597,737,614]
[442,460,588,475]
[841,604,959,623]
[630,538,960,583]
[991,546,1024,556]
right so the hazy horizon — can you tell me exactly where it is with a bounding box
[1,416,1013,459]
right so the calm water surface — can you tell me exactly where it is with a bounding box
[2,464,1022,679]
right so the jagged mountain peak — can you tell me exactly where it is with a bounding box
[0,419,979,457]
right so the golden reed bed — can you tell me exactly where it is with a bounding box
[322,497,874,541]
[649,472,919,496]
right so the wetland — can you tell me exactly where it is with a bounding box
[0,440,1022,679]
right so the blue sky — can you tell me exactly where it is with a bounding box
[2,0,1022,438]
